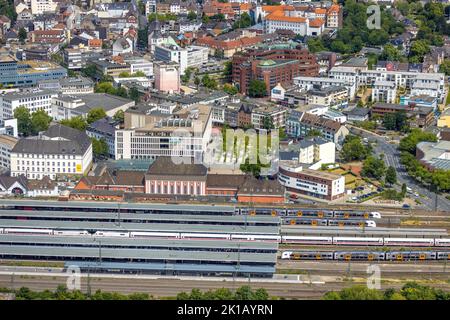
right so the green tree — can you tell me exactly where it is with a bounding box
[95,82,116,94]
[380,43,402,61]
[137,28,148,50]
[362,156,386,180]
[400,282,439,300]
[119,71,131,78]
[399,129,437,154]
[201,74,218,90]
[306,37,326,53]
[137,0,145,14]
[18,27,27,43]
[0,0,17,22]
[223,83,238,95]
[211,13,225,22]
[324,286,384,300]
[409,40,431,63]
[439,59,450,76]
[187,11,197,21]
[232,12,252,29]
[382,113,397,130]
[14,106,32,136]
[87,108,106,124]
[129,87,141,103]
[81,64,98,79]
[235,286,254,300]
[202,14,210,24]
[262,116,274,130]
[248,79,266,97]
[91,137,109,158]
[31,109,52,135]
[306,129,323,138]
[385,166,397,185]
[401,183,407,196]
[222,61,232,81]
[113,110,124,123]
[341,135,372,162]
[59,116,87,131]
[194,76,200,88]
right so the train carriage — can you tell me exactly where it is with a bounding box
[334,251,385,261]
[333,211,381,219]
[435,239,450,247]
[231,234,280,242]
[437,252,450,260]
[333,237,384,246]
[282,218,328,226]
[3,228,53,235]
[383,238,435,247]
[386,251,437,261]
[327,219,377,228]
[285,210,333,218]
[130,232,180,239]
[180,233,231,240]
[282,251,334,260]
[281,236,333,245]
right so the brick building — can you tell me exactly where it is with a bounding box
[371,103,435,128]
[145,158,208,195]
[232,46,318,95]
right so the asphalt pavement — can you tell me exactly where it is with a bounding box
[349,127,450,212]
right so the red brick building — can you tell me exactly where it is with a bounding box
[232,46,319,95]
[145,158,208,196]
[237,177,285,204]
[75,170,145,193]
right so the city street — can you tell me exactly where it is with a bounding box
[349,126,450,212]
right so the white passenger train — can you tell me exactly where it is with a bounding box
[0,227,449,247]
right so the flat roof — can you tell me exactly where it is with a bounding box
[0,245,276,263]
[0,210,280,225]
[0,219,279,234]
[281,226,448,237]
[0,234,278,250]
[66,261,275,274]
[0,199,237,213]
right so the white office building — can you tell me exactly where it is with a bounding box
[0,90,58,120]
[123,57,154,78]
[0,134,18,169]
[115,105,212,161]
[10,124,93,180]
[154,44,208,75]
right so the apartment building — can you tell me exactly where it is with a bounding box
[306,85,348,108]
[371,80,397,104]
[286,110,349,144]
[251,105,287,130]
[278,161,345,200]
[294,76,356,100]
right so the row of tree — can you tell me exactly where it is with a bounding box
[2,285,150,300]
[324,282,450,300]
[399,129,449,192]
[176,286,269,300]
[1,284,270,300]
